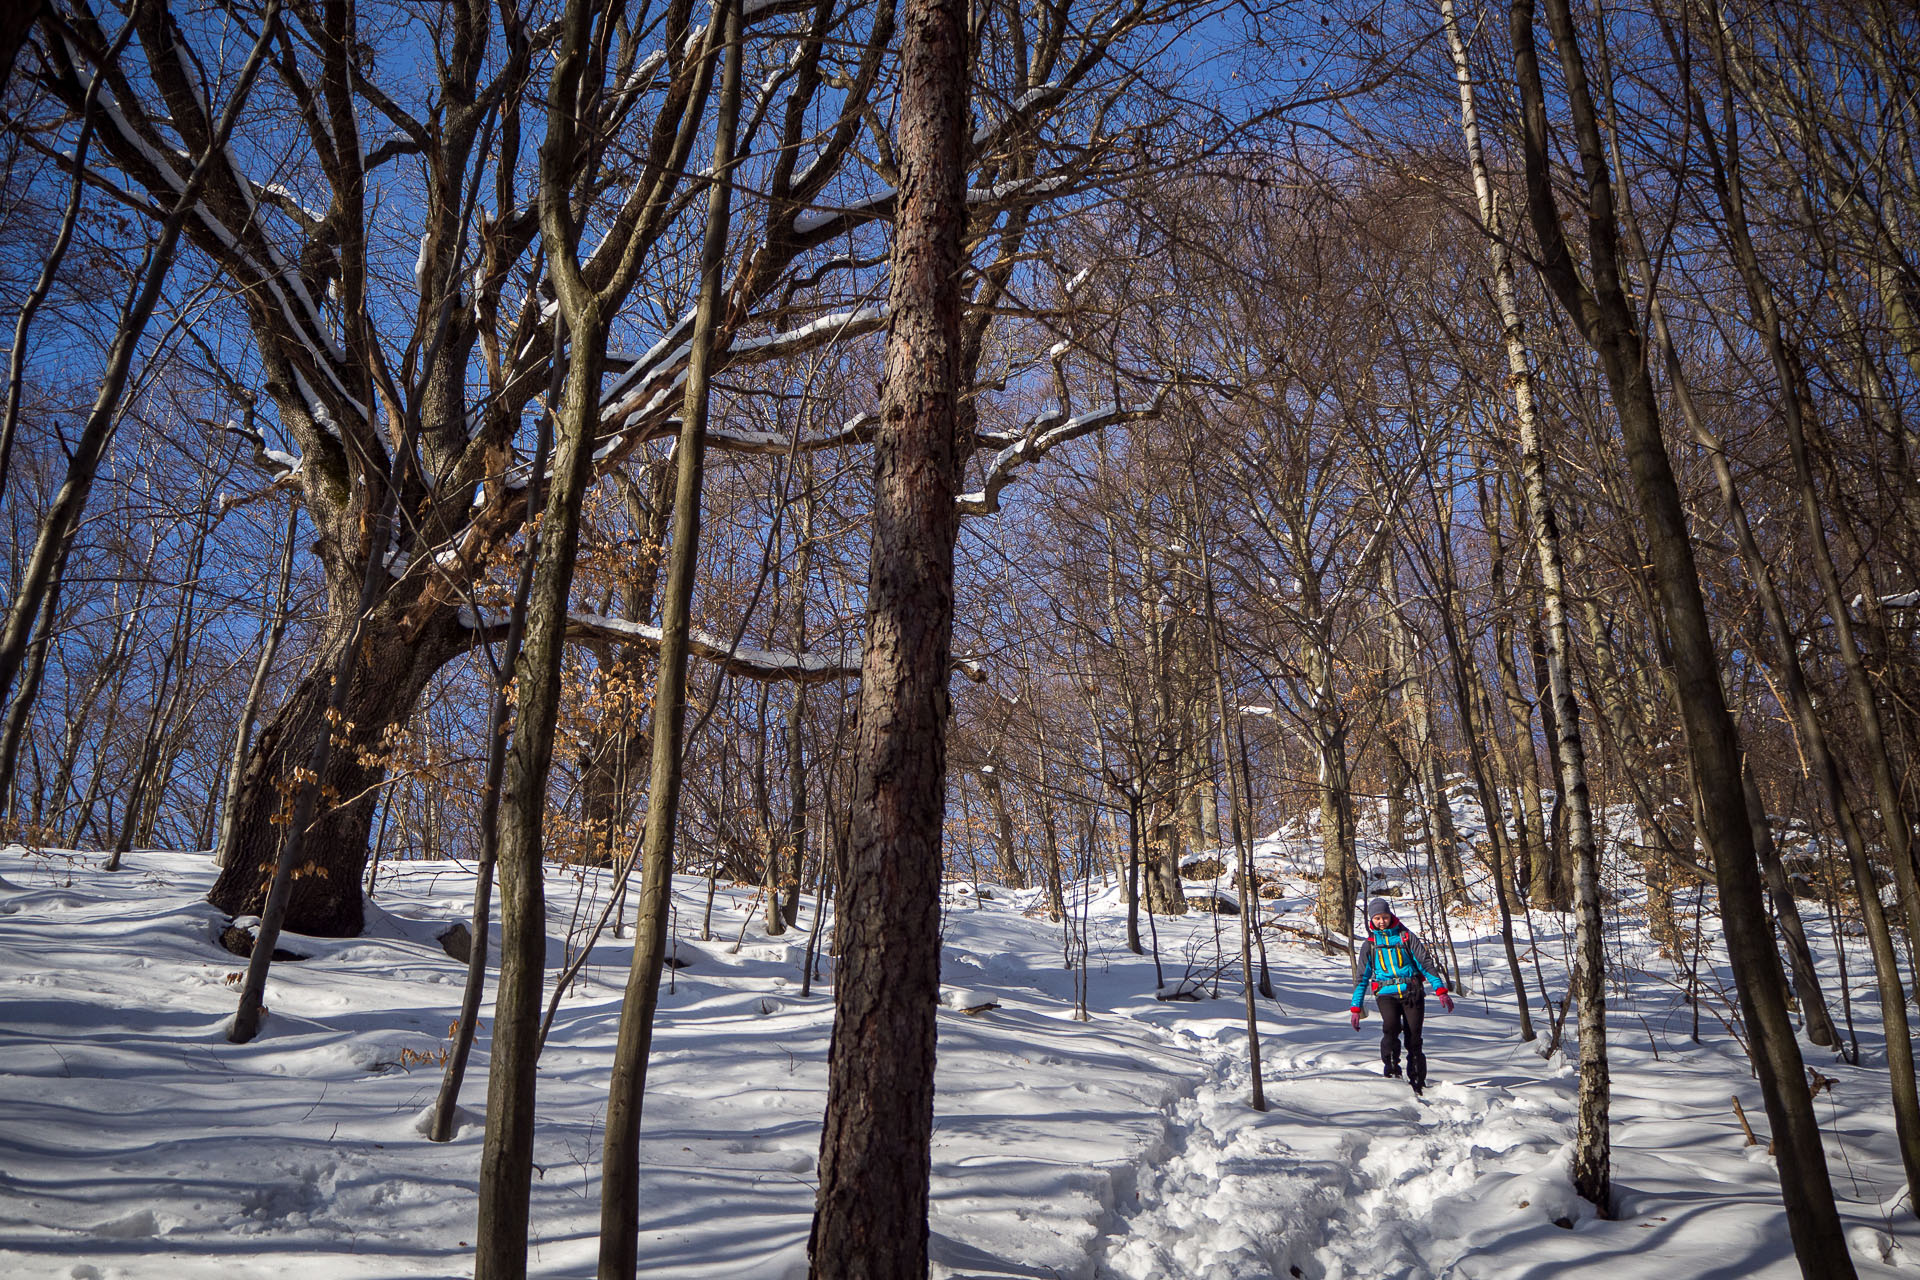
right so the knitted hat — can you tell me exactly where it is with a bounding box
[1365,897,1393,922]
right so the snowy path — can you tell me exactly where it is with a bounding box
[1094,1020,1578,1280]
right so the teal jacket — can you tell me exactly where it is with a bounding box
[1350,917,1448,1006]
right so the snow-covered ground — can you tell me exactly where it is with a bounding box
[0,832,1914,1279]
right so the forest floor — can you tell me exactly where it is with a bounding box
[0,835,1915,1279]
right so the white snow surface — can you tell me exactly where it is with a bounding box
[0,835,1915,1278]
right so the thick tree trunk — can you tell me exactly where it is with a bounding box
[808,0,969,1264]
[1143,808,1188,916]
[206,609,467,935]
[979,765,1026,888]
[1307,632,1359,938]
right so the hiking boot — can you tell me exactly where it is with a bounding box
[1383,1060,1402,1079]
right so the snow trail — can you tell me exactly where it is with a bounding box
[1096,1025,1576,1280]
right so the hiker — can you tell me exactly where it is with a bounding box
[1347,897,1454,1094]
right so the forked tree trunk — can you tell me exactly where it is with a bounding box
[808,0,969,1265]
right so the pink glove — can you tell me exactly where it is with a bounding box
[1436,989,1455,1013]
[1349,1007,1363,1030]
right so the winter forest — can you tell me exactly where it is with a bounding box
[1,0,1918,1274]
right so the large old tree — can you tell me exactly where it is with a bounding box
[28,0,1180,934]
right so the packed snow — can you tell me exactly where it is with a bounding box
[0,811,1915,1278]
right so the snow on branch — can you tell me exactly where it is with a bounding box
[566,613,862,683]
[225,419,302,482]
[706,411,878,455]
[555,613,987,685]
[596,307,888,444]
[956,392,1166,516]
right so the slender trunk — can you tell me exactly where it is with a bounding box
[1508,0,1848,1257]
[1190,480,1264,1110]
[429,411,552,1142]
[1490,490,1559,908]
[114,507,215,865]
[0,5,280,714]
[1634,18,1910,1164]
[48,576,144,837]
[597,9,740,1267]
[1123,796,1144,953]
[1381,549,1467,904]
[0,14,139,505]
[1445,0,1607,1201]
[0,527,70,832]
[1744,766,1838,1047]
[216,504,301,868]
[808,0,969,1264]
[1432,516,1534,1040]
[783,503,814,927]
[1526,615,1574,910]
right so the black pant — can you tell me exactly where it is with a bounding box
[1377,988,1426,1087]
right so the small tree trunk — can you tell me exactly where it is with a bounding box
[1744,766,1838,1047]
[215,510,299,867]
[597,10,740,1266]
[0,526,70,833]
[429,411,551,1143]
[1431,511,1534,1040]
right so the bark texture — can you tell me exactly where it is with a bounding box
[808,0,969,1268]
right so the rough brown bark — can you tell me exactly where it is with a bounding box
[206,612,469,934]
[808,0,969,1265]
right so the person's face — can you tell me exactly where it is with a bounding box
[1370,913,1392,930]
